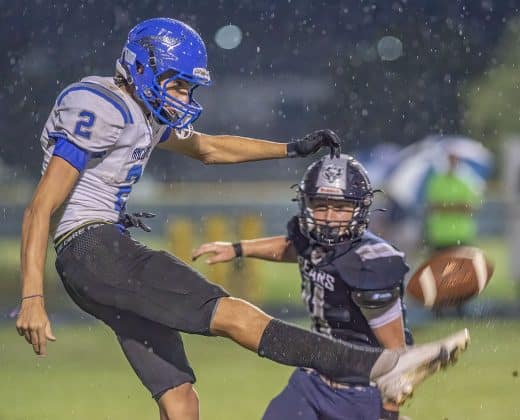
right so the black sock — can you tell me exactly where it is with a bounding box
[257,319,382,383]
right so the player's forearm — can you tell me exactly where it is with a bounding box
[371,316,405,416]
[20,206,51,296]
[198,134,287,164]
[371,315,405,349]
[241,236,297,262]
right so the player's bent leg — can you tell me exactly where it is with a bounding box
[158,384,199,420]
[55,273,199,415]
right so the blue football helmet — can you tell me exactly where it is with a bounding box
[116,18,211,129]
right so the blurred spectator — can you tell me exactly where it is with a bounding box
[424,152,481,252]
[423,152,482,317]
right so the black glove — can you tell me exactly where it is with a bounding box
[121,211,156,232]
[287,129,341,158]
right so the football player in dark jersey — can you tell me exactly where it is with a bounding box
[193,154,468,420]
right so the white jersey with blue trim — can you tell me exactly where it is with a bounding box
[40,76,170,239]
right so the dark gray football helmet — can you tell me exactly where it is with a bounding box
[296,154,374,245]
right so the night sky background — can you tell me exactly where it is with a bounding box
[2,0,519,181]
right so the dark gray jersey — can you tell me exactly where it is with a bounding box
[287,216,409,347]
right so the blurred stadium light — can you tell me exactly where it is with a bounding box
[214,24,243,50]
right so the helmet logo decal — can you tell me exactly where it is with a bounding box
[323,164,343,183]
[139,35,182,60]
[152,35,181,53]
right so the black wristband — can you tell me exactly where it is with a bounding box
[232,242,243,258]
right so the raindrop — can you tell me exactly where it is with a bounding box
[377,36,403,61]
[214,25,243,50]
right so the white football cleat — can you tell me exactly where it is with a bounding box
[434,328,471,365]
[372,329,470,405]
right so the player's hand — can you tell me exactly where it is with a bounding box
[192,242,236,264]
[287,129,341,159]
[15,297,56,356]
[121,211,156,232]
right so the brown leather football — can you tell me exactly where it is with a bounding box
[406,246,494,308]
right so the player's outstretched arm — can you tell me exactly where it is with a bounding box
[158,129,341,164]
[16,156,80,356]
[192,236,297,264]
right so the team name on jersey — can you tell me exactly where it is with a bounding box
[299,257,336,291]
[131,145,152,161]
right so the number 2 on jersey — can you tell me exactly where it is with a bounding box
[74,110,96,139]
[115,164,143,212]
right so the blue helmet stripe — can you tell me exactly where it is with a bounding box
[57,82,133,124]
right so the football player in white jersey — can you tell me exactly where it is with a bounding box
[16,18,466,420]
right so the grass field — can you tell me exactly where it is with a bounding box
[1,235,519,419]
[1,319,519,420]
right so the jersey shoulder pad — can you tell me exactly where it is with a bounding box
[335,231,409,290]
[51,79,131,152]
[354,232,405,261]
[351,287,400,309]
[286,216,309,253]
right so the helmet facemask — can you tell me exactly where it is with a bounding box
[298,191,372,246]
[145,70,202,129]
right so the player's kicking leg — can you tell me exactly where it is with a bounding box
[211,297,470,405]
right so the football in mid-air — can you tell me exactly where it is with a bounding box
[406,246,494,308]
